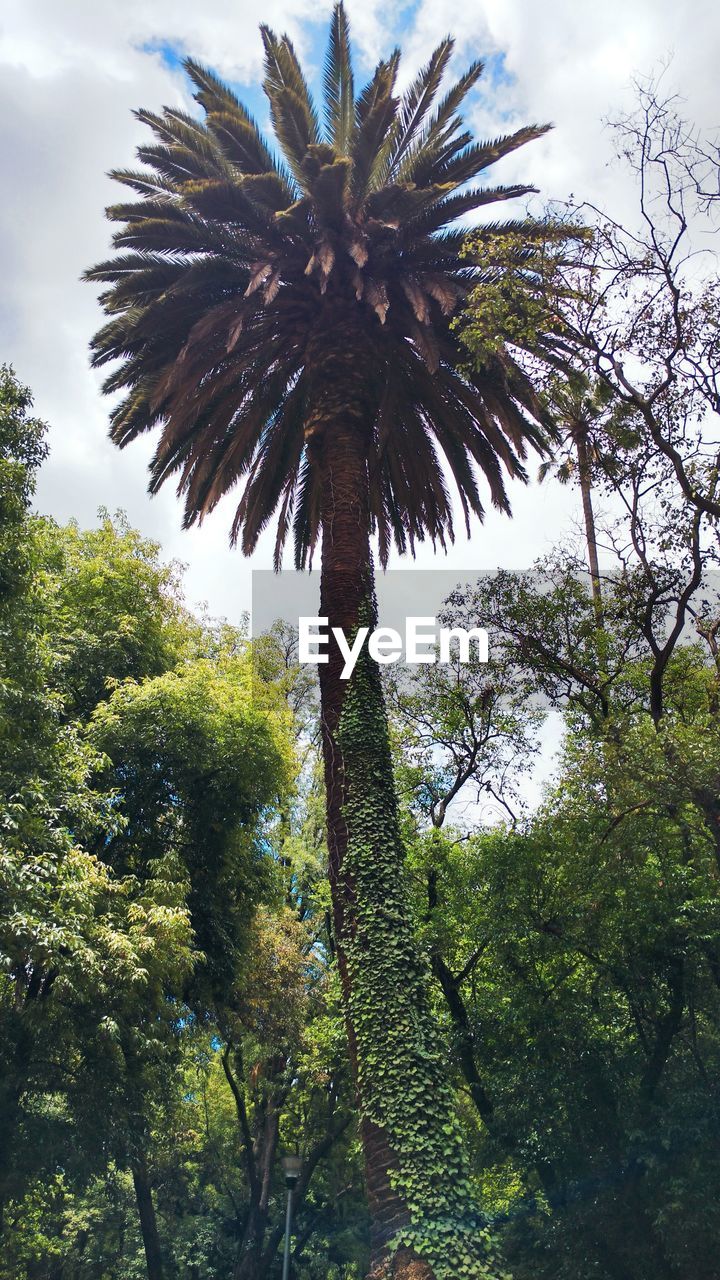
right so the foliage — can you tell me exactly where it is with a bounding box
[88,651,293,1005]
[5,51,720,1280]
[0,371,363,1276]
[388,507,720,1278]
[405,652,720,1279]
[0,365,48,600]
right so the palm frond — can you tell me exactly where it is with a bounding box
[262,26,320,182]
[266,86,321,188]
[423,58,485,142]
[351,54,400,199]
[389,38,454,169]
[323,2,355,153]
[430,124,552,187]
[291,454,322,569]
[410,185,537,239]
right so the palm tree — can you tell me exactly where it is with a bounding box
[86,8,551,1275]
[539,375,615,626]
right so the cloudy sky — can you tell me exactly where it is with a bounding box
[1,0,717,624]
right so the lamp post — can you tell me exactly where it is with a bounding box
[281,1154,302,1280]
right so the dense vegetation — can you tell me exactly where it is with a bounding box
[0,364,368,1279]
[2,18,720,1280]
[3,193,720,1274]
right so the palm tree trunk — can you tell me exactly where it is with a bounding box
[313,410,418,1266]
[309,406,489,1280]
[574,430,603,627]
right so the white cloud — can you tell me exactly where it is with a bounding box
[1,0,716,621]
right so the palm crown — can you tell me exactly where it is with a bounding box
[87,4,551,568]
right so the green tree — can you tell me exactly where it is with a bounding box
[52,511,198,719]
[0,384,301,1276]
[0,374,197,1239]
[0,365,47,601]
[80,651,292,1280]
[0,390,360,1276]
[391,560,720,1280]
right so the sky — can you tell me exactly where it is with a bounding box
[1,0,718,626]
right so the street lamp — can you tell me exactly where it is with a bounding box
[281,1154,303,1280]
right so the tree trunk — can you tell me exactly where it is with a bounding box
[0,1005,37,1233]
[131,1153,166,1280]
[232,1094,281,1280]
[234,1212,268,1280]
[574,429,603,628]
[308,391,492,1280]
[313,407,414,1265]
[252,1117,352,1279]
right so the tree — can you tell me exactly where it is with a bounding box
[84,650,293,1280]
[0,377,360,1277]
[385,244,720,1264]
[566,78,720,528]
[0,388,303,1277]
[85,5,560,1274]
[0,364,48,602]
[458,75,720,534]
[390,550,720,1279]
[537,375,618,625]
[0,377,197,1242]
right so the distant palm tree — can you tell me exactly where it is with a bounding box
[540,375,615,625]
[87,7,550,1275]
